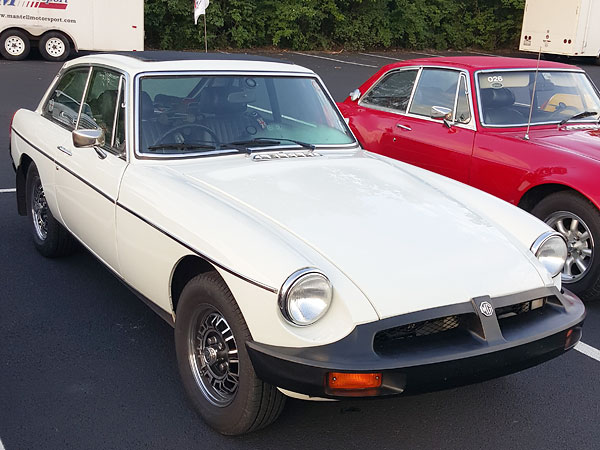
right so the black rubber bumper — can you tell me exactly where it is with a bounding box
[247,287,585,399]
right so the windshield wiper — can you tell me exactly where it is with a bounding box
[147,142,218,152]
[558,111,598,126]
[224,137,316,153]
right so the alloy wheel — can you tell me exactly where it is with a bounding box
[546,211,594,283]
[31,179,49,241]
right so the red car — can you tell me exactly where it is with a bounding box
[339,56,600,301]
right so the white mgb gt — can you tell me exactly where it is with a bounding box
[9,52,585,435]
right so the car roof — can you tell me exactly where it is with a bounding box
[381,56,582,72]
[62,51,314,76]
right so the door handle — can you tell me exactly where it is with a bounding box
[57,145,72,156]
[396,124,412,131]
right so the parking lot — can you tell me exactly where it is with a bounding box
[1,49,599,450]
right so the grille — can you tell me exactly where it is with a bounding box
[373,314,469,355]
[496,297,546,320]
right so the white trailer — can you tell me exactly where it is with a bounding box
[519,0,600,61]
[0,0,144,61]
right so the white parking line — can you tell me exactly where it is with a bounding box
[359,53,404,61]
[0,188,16,193]
[410,51,441,57]
[463,50,498,57]
[575,341,600,362]
[291,52,378,68]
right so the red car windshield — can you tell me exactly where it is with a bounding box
[477,70,600,127]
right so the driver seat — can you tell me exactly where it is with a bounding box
[196,87,256,143]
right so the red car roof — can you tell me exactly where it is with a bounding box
[382,56,580,72]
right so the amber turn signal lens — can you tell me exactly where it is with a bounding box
[328,372,382,390]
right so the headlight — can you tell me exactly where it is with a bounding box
[531,231,568,277]
[279,269,333,326]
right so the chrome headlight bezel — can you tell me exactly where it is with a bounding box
[279,268,333,326]
[531,231,568,278]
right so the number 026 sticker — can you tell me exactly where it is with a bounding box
[488,75,503,89]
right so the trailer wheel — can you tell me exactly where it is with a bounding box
[0,29,31,61]
[39,32,70,62]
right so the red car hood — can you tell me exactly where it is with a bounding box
[492,126,600,163]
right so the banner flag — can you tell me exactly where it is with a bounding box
[194,0,209,25]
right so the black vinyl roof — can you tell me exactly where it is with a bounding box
[105,51,294,65]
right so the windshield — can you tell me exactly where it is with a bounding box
[138,75,355,155]
[477,70,600,127]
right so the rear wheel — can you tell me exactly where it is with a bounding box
[26,164,76,257]
[0,30,30,61]
[39,32,70,62]
[532,191,600,301]
[174,272,285,435]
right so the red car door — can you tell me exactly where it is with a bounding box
[345,67,476,184]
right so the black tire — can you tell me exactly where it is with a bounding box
[0,29,31,61]
[39,31,70,62]
[26,164,76,258]
[531,191,600,301]
[175,272,285,435]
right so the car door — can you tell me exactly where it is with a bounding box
[394,68,476,184]
[54,66,128,273]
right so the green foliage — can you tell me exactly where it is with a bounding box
[144,0,526,51]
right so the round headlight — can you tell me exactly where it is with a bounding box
[279,269,333,326]
[531,231,568,278]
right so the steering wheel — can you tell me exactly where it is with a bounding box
[548,103,580,119]
[155,124,220,146]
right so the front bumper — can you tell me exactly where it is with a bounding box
[247,287,585,399]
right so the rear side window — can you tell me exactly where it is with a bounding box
[43,68,90,129]
[361,70,418,112]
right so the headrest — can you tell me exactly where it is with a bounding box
[197,87,249,115]
[480,88,515,108]
[140,91,154,120]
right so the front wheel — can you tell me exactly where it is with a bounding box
[174,272,285,435]
[532,191,600,301]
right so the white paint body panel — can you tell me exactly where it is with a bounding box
[0,0,144,52]
[10,54,561,349]
[519,0,600,58]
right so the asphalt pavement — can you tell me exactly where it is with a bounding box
[1,49,599,450]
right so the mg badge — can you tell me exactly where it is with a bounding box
[480,301,494,317]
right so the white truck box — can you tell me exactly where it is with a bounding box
[0,0,144,61]
[519,0,600,60]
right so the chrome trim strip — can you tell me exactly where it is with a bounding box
[116,201,279,294]
[75,67,93,130]
[12,128,116,204]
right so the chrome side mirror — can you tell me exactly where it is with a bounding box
[430,106,454,129]
[349,89,361,102]
[72,128,105,148]
[430,106,452,120]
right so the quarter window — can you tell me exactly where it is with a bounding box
[79,68,122,150]
[43,68,90,129]
[455,75,471,124]
[361,70,418,112]
[409,68,460,117]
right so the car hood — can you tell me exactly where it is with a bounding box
[166,151,549,319]
[496,126,600,163]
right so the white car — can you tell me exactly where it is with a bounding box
[9,52,585,435]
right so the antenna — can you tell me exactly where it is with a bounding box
[524,47,542,141]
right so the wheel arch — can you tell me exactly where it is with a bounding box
[170,255,222,316]
[518,183,599,213]
[16,153,34,216]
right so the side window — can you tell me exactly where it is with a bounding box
[43,68,90,129]
[409,69,459,117]
[455,75,471,124]
[78,68,122,150]
[361,70,418,112]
